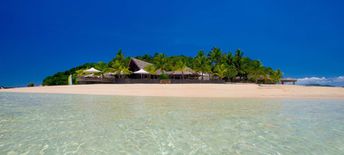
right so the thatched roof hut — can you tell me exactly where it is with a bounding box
[129,58,153,71]
[128,57,197,77]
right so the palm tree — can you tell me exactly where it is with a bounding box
[139,54,153,62]
[153,53,169,74]
[106,50,131,79]
[174,59,188,80]
[94,61,108,77]
[193,50,211,80]
[118,65,131,78]
[76,69,87,77]
[214,64,227,80]
[144,65,157,74]
[105,62,131,78]
[226,52,234,66]
[95,61,108,70]
[109,50,124,67]
[246,60,264,83]
[225,65,238,82]
[103,49,131,78]
[144,64,157,79]
[208,47,223,67]
[270,69,283,83]
[234,49,244,80]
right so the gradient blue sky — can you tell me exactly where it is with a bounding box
[1,0,343,86]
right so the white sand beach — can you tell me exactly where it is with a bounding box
[1,84,344,99]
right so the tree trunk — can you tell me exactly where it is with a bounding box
[201,72,204,80]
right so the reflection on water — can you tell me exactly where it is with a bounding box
[0,93,344,154]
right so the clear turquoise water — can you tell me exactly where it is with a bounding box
[0,93,344,154]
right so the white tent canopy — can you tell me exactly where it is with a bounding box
[84,67,101,73]
[133,69,149,74]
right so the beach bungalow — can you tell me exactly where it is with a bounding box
[128,58,159,79]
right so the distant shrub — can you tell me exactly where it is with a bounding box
[159,74,169,80]
[27,82,35,87]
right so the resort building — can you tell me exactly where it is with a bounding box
[128,58,199,80]
[78,58,223,84]
[128,58,159,79]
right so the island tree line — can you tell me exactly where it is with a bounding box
[43,48,282,85]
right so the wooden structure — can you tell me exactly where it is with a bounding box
[281,78,297,85]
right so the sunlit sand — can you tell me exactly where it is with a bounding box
[1,84,343,99]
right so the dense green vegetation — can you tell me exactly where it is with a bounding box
[43,63,97,85]
[42,48,282,85]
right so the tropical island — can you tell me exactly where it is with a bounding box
[43,48,283,85]
[2,48,343,99]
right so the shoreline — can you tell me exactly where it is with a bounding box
[1,84,344,99]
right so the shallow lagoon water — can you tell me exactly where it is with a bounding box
[0,93,344,154]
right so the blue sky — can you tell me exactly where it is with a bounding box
[1,0,343,86]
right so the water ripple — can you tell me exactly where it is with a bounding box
[0,93,344,154]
